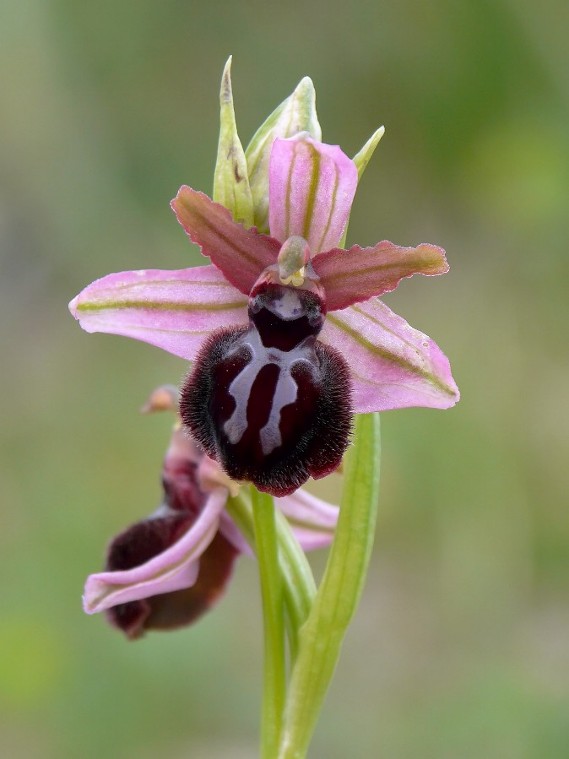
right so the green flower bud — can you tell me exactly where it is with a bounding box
[246,77,322,234]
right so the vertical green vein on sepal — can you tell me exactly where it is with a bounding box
[338,126,385,248]
[302,144,321,240]
[213,57,254,228]
[246,76,322,234]
[277,414,381,759]
[314,160,339,255]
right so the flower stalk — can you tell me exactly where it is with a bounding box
[225,493,316,659]
[278,413,381,759]
[251,487,287,758]
[230,416,381,759]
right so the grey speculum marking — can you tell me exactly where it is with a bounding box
[223,284,324,456]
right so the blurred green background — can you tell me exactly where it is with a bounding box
[1,0,568,757]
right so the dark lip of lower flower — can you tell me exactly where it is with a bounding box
[105,513,239,640]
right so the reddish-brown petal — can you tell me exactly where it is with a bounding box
[312,241,449,311]
[171,186,280,296]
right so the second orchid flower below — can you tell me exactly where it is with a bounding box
[84,386,338,638]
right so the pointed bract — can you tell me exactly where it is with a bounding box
[339,126,385,247]
[213,57,254,228]
[352,126,385,180]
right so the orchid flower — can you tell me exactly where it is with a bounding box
[85,386,338,639]
[69,61,459,758]
[69,61,458,496]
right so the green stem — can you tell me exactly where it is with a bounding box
[226,494,316,659]
[251,487,287,759]
[277,413,381,759]
[274,506,316,657]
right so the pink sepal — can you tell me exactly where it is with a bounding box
[278,488,339,550]
[269,136,358,253]
[69,265,248,361]
[321,299,460,412]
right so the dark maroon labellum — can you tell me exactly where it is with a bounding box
[180,283,352,496]
[106,513,238,639]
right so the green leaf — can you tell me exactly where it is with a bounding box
[212,57,254,227]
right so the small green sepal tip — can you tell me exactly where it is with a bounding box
[352,126,385,179]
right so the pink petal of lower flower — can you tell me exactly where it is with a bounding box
[109,531,239,639]
[312,241,449,311]
[171,187,280,295]
[321,299,460,412]
[277,489,339,551]
[218,511,253,556]
[83,488,228,614]
[69,265,248,360]
[269,137,358,253]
